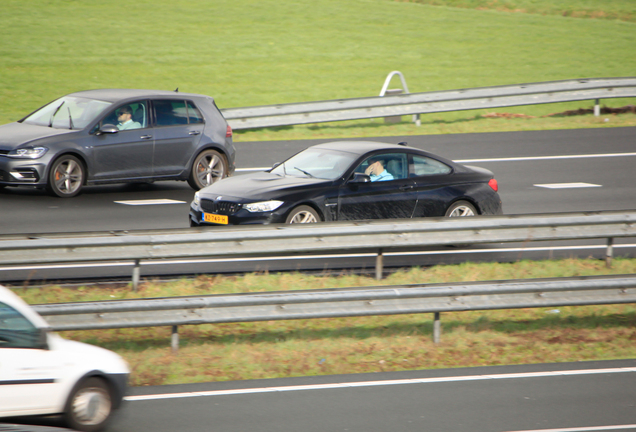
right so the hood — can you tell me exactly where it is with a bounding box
[49,334,130,373]
[0,122,75,149]
[199,171,330,201]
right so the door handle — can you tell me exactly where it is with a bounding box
[140,135,153,140]
[399,185,414,191]
[188,131,201,136]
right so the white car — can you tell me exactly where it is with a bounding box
[0,284,129,431]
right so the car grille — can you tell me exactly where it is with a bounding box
[201,199,242,215]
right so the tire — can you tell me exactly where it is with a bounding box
[445,200,477,217]
[188,149,227,190]
[63,377,113,432]
[285,205,320,224]
[47,155,85,197]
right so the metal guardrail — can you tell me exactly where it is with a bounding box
[221,77,636,130]
[1,211,635,286]
[31,275,636,349]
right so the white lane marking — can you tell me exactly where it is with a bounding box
[125,366,636,401]
[455,152,636,164]
[236,152,636,172]
[504,425,636,432]
[2,244,635,271]
[534,183,602,189]
[114,199,187,205]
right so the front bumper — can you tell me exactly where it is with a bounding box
[0,158,48,186]
[189,205,289,226]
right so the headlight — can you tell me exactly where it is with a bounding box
[193,192,200,206]
[7,146,48,159]
[244,200,284,212]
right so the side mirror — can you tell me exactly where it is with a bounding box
[96,124,119,135]
[349,172,371,183]
[272,162,281,169]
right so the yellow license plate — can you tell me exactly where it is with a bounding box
[203,213,228,224]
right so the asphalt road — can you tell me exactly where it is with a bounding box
[4,360,635,432]
[1,127,635,234]
[1,127,635,282]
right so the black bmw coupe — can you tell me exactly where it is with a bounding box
[189,141,502,226]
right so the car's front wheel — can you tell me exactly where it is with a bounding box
[445,200,477,217]
[188,149,227,190]
[286,205,320,224]
[64,377,113,432]
[47,155,85,197]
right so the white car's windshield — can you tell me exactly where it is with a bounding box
[270,148,358,180]
[22,96,112,130]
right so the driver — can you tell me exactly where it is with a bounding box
[116,106,141,130]
[365,157,394,182]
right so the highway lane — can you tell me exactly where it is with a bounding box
[113,360,636,432]
[6,360,633,432]
[1,127,635,282]
[1,127,635,234]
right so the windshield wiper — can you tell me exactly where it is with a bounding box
[48,101,65,127]
[67,107,74,130]
[294,167,315,178]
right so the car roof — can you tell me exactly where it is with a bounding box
[311,140,459,167]
[67,89,209,103]
[312,141,414,154]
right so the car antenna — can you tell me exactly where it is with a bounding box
[174,87,179,92]
[398,141,408,146]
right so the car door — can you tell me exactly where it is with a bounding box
[151,99,204,176]
[0,301,64,415]
[338,152,417,220]
[409,154,455,217]
[90,101,153,180]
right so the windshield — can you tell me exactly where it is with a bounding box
[270,148,358,180]
[22,96,112,130]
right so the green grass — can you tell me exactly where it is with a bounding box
[1,0,635,138]
[11,258,636,386]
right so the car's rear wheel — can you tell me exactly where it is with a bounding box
[188,149,227,190]
[286,205,320,224]
[47,155,85,197]
[445,200,477,217]
[64,377,113,432]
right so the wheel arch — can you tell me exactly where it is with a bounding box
[285,201,325,222]
[446,197,482,215]
[46,151,90,185]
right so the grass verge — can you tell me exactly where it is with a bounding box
[11,258,636,386]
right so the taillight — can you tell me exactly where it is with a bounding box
[226,124,233,138]
[488,178,498,192]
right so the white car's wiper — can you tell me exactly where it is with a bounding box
[294,167,315,178]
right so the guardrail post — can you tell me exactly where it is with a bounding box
[606,237,614,268]
[132,259,140,292]
[171,325,179,353]
[594,99,601,117]
[433,312,441,343]
[376,249,384,280]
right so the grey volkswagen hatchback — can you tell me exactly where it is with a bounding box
[0,89,235,197]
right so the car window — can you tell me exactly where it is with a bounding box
[22,96,112,130]
[410,155,452,176]
[0,301,42,349]
[270,148,358,180]
[100,101,148,130]
[186,101,204,124]
[153,100,188,126]
[355,152,407,181]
